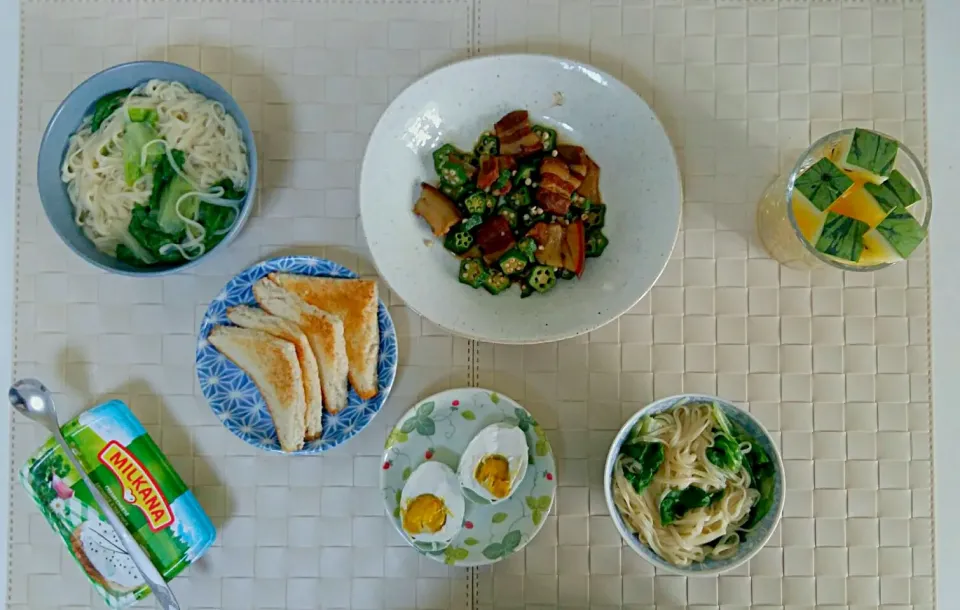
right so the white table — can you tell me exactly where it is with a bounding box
[0,0,956,606]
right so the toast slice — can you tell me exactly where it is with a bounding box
[208,326,306,452]
[271,273,380,399]
[227,305,324,441]
[253,277,350,415]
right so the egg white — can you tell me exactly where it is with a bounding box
[457,423,529,504]
[399,461,465,544]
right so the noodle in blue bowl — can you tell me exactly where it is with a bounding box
[604,394,785,576]
[37,61,257,276]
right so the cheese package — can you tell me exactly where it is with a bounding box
[19,400,215,609]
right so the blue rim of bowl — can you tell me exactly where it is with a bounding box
[37,60,258,277]
[195,255,398,455]
[603,393,786,576]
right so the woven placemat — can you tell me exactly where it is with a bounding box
[10,1,475,608]
[470,1,933,608]
[8,1,935,609]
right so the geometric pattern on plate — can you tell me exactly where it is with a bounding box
[196,255,398,454]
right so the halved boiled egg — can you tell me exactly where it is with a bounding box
[399,461,465,545]
[457,423,529,504]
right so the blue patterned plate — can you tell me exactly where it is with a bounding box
[196,255,398,454]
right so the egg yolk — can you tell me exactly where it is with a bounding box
[475,454,511,499]
[402,494,447,534]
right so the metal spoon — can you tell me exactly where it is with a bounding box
[9,379,180,610]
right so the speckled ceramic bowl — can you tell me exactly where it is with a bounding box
[604,394,785,576]
[360,54,682,343]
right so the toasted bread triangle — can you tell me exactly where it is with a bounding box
[253,277,350,415]
[270,273,380,399]
[227,305,324,441]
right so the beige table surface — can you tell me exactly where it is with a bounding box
[0,1,958,609]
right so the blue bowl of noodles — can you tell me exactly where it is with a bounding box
[37,61,257,276]
[604,394,785,576]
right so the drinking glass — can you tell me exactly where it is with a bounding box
[756,129,932,271]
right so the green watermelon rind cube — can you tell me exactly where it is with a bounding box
[863,182,904,214]
[884,169,921,207]
[815,211,869,262]
[795,157,854,212]
[845,128,899,177]
[874,207,927,259]
[864,169,922,215]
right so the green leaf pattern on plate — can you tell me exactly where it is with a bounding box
[400,401,437,437]
[443,546,470,565]
[381,389,556,567]
[526,495,552,526]
[393,488,402,517]
[482,530,523,560]
[534,425,549,457]
[385,429,408,449]
[514,407,533,432]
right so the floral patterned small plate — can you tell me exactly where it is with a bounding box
[381,388,557,566]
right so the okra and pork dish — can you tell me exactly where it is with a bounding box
[413,110,610,297]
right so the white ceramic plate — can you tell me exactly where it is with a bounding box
[360,54,682,343]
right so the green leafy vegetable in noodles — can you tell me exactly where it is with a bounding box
[122,149,244,265]
[122,122,162,186]
[708,488,725,505]
[127,107,158,125]
[739,440,776,529]
[127,205,183,263]
[116,244,148,267]
[742,474,774,530]
[710,403,735,438]
[199,178,243,250]
[620,441,664,494]
[90,89,131,132]
[149,149,186,209]
[706,432,743,473]
[659,486,714,526]
[156,175,197,234]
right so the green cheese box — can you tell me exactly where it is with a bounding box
[19,400,215,608]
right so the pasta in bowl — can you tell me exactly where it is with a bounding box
[604,394,785,575]
[37,61,257,275]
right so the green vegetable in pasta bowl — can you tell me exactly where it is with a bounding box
[37,61,257,276]
[604,393,785,576]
